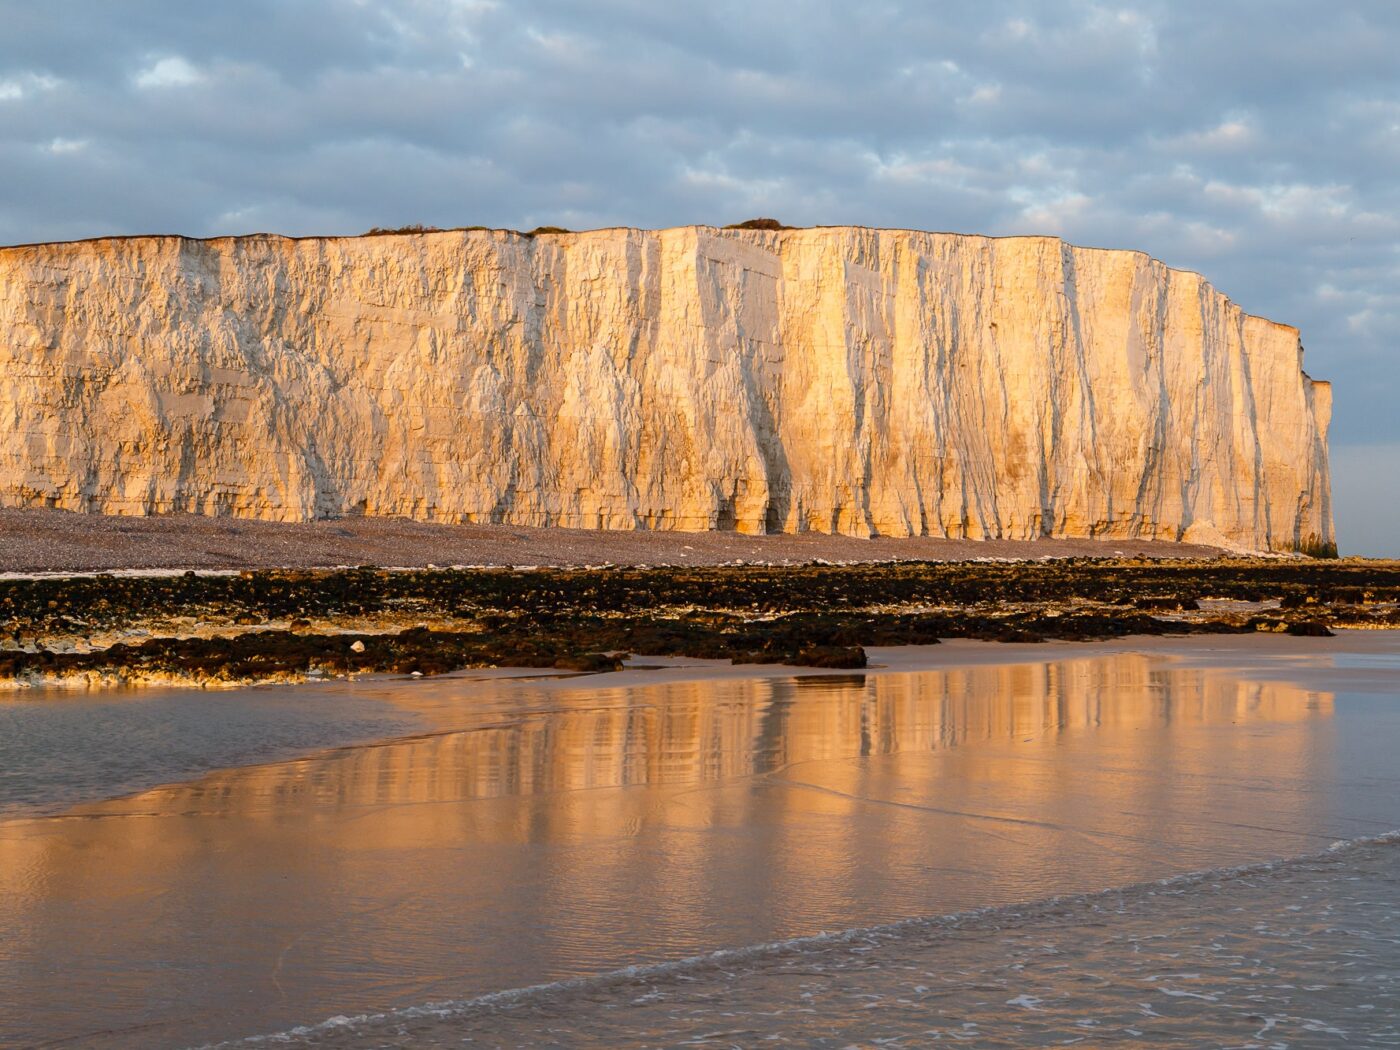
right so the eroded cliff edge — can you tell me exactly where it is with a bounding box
[0,226,1332,551]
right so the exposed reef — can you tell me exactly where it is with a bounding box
[4,559,1392,690]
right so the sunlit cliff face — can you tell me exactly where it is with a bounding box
[0,227,1332,551]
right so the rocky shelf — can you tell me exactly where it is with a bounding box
[2,558,1389,689]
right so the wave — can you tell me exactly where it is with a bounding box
[202,827,1400,1048]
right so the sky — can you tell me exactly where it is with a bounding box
[2,1,1397,552]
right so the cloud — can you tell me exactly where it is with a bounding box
[133,55,204,90]
[0,71,60,101]
[0,0,1397,466]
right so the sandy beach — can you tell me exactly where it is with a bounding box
[3,632,1398,1048]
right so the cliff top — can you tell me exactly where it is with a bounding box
[0,221,1235,276]
[0,222,1304,340]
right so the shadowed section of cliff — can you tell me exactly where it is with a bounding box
[0,226,1333,552]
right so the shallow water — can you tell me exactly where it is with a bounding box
[2,641,1398,1048]
[0,682,422,816]
[225,834,1400,1049]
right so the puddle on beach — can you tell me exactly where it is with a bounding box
[2,640,1398,1048]
[0,685,422,818]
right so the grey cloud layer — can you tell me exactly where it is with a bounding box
[2,0,1397,456]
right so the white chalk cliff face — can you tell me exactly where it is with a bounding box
[0,226,1332,551]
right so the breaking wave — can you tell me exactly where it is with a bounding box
[210,829,1400,1049]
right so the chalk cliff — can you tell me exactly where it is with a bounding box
[0,226,1332,551]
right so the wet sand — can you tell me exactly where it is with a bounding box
[3,634,1398,1048]
[0,507,1230,573]
[258,834,1400,1049]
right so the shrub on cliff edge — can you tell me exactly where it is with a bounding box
[363,224,443,235]
[724,217,788,231]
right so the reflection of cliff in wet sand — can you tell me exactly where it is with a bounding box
[29,653,1331,815]
[0,648,1366,1050]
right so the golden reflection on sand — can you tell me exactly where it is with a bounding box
[42,655,1333,812]
[0,652,1340,1049]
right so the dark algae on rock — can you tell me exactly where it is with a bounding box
[3,558,1395,687]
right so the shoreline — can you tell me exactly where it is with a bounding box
[223,831,1399,1050]
[4,630,1386,698]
